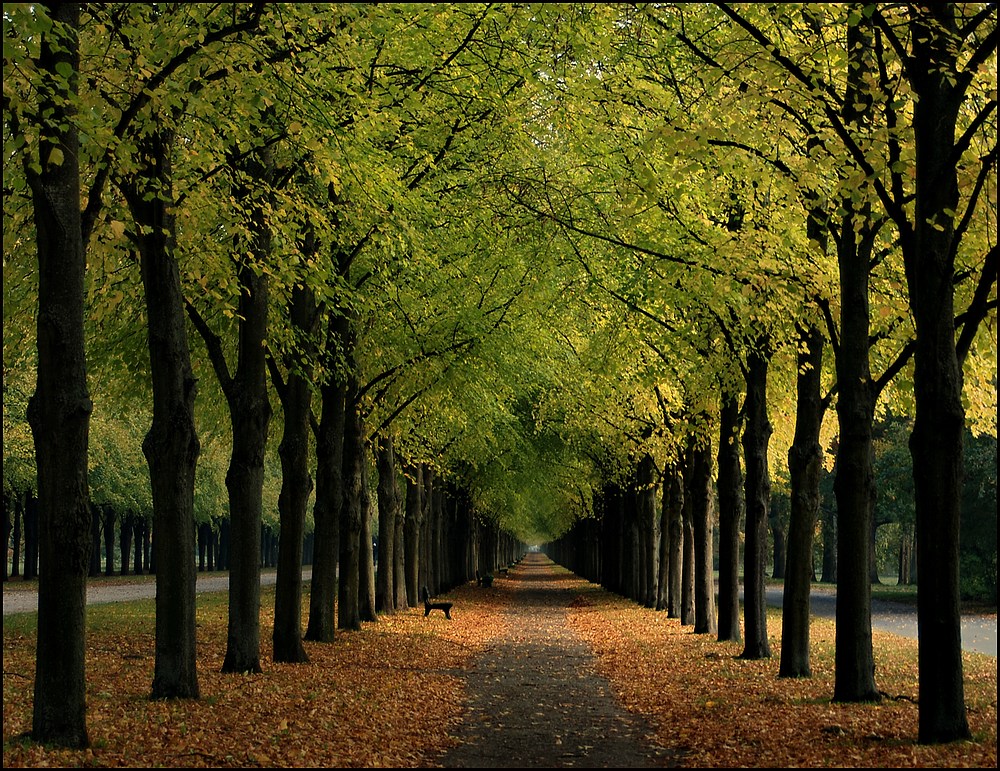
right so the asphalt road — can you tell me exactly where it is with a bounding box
[3,571,995,657]
[760,586,997,657]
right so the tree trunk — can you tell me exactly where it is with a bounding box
[716,391,743,643]
[770,519,787,579]
[422,469,437,596]
[133,518,144,574]
[780,321,825,678]
[119,512,132,576]
[740,340,772,660]
[832,17,879,702]
[680,442,696,626]
[11,495,23,578]
[404,464,424,607]
[121,124,201,699]
[305,314,346,642]
[637,453,658,609]
[24,4,92,746]
[393,477,408,610]
[88,505,101,577]
[692,435,717,636]
[220,291,271,674]
[359,458,378,623]
[665,466,683,618]
[820,493,837,584]
[339,369,364,631]
[376,437,401,613]
[624,482,640,603]
[898,526,913,586]
[656,478,670,611]
[271,283,315,664]
[185,186,272,673]
[101,506,115,577]
[907,6,971,743]
[23,492,39,580]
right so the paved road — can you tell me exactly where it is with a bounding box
[4,571,995,657]
[760,586,997,657]
[1,568,300,615]
[439,554,677,768]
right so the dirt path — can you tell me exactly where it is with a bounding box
[437,554,678,769]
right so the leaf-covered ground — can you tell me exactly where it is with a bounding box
[3,583,509,768]
[566,578,997,769]
[3,559,997,768]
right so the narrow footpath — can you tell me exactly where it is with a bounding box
[437,553,678,769]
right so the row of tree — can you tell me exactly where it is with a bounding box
[3,1,996,752]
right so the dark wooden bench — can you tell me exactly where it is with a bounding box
[476,570,494,587]
[421,586,453,619]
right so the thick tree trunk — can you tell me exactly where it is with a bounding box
[422,469,438,596]
[222,390,269,673]
[692,436,717,636]
[740,340,772,660]
[404,464,424,607]
[25,4,92,747]
[716,391,743,643]
[656,480,670,611]
[339,346,365,631]
[271,284,315,664]
[122,125,201,699]
[393,481,408,610]
[376,438,401,613]
[305,317,346,642]
[832,15,880,704]
[907,6,971,743]
[781,322,825,678]
[680,442,696,626]
[184,155,273,674]
[624,483,640,603]
[637,453,658,608]
[665,466,683,618]
[359,459,378,623]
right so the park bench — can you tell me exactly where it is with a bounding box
[475,570,494,587]
[421,586,453,619]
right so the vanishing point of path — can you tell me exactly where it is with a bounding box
[437,553,678,769]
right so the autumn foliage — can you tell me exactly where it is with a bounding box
[3,560,997,768]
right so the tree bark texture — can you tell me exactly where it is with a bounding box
[716,391,743,643]
[692,436,717,636]
[123,126,201,698]
[832,17,879,701]
[339,380,365,631]
[907,5,971,743]
[741,340,772,660]
[665,467,683,619]
[218,257,271,674]
[359,460,378,623]
[26,3,92,746]
[637,453,659,609]
[680,442,696,627]
[780,322,825,678]
[272,284,315,664]
[404,464,424,607]
[376,437,402,614]
[305,316,346,642]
